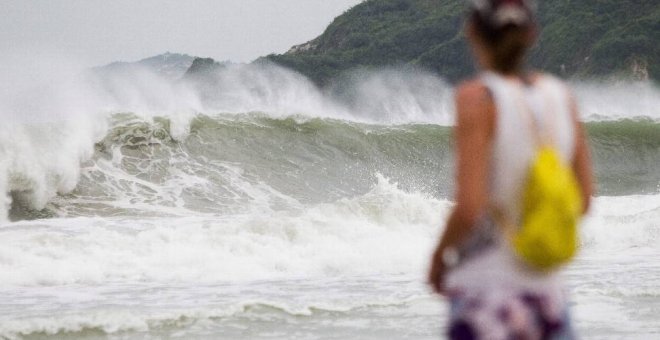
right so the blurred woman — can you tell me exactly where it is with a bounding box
[428,0,593,339]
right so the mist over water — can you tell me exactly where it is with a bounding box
[2,57,659,221]
[1,55,659,339]
[2,59,456,222]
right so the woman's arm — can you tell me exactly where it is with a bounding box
[569,97,594,213]
[428,80,495,294]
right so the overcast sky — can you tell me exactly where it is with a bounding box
[1,0,363,67]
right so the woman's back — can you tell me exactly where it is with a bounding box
[485,72,576,224]
[445,72,576,294]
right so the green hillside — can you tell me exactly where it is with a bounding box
[265,0,659,85]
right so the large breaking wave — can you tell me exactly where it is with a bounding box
[7,114,660,221]
[1,57,659,339]
[1,59,659,222]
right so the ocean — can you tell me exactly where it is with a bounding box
[0,62,658,339]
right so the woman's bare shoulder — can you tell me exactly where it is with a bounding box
[455,78,489,101]
[454,78,495,129]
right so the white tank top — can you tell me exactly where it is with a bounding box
[445,72,575,294]
[486,71,576,222]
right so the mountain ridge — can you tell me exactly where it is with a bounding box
[92,52,197,80]
[264,0,659,85]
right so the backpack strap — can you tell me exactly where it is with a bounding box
[516,76,558,147]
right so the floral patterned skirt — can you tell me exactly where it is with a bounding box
[448,290,575,340]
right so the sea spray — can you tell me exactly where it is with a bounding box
[0,52,103,222]
[0,56,659,339]
[0,119,104,222]
[1,55,659,220]
[325,68,455,124]
[572,80,660,121]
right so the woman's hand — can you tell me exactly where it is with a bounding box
[428,244,448,295]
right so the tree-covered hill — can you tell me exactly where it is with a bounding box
[264,0,659,85]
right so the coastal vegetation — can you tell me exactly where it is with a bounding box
[263,0,659,85]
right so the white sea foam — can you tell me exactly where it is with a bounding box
[0,175,448,286]
[0,279,433,339]
[580,194,660,252]
[0,119,105,221]
[1,53,659,222]
[1,170,658,289]
[0,180,658,338]
[0,52,103,223]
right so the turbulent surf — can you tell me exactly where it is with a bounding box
[0,62,658,339]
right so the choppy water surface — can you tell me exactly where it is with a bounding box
[1,63,659,339]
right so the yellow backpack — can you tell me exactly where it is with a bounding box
[513,145,582,271]
[502,88,583,272]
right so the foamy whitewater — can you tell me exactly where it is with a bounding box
[0,59,659,339]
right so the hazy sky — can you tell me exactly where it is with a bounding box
[1,0,363,67]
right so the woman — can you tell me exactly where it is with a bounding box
[428,0,593,339]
